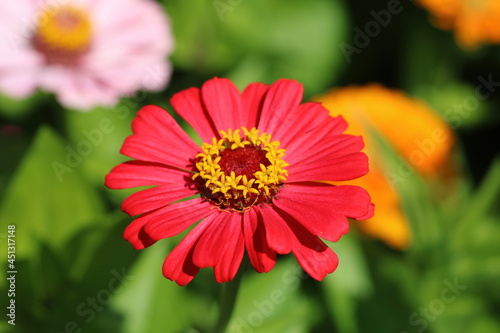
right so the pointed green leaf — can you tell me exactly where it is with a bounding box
[0,125,104,259]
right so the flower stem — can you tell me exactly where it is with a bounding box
[211,257,248,333]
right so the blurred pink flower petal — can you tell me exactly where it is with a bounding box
[0,0,173,111]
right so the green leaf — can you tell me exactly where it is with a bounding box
[0,91,47,121]
[411,82,495,130]
[460,157,500,223]
[322,234,373,333]
[223,0,349,96]
[0,125,104,260]
[227,257,318,333]
[400,14,497,130]
[110,241,195,333]
[63,103,139,206]
[63,105,133,187]
[167,0,349,96]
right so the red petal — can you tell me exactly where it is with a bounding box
[120,135,193,170]
[201,77,243,132]
[356,202,375,220]
[162,214,217,286]
[254,205,293,254]
[131,105,199,156]
[271,102,334,148]
[192,211,237,268]
[288,219,339,281]
[241,82,269,129]
[164,247,199,286]
[257,79,303,134]
[144,198,212,240]
[213,216,245,282]
[124,210,161,250]
[105,161,189,189]
[121,184,195,216]
[274,183,370,242]
[243,209,276,273]
[170,86,218,143]
[189,211,245,283]
[286,134,364,167]
[277,104,348,150]
[286,152,369,182]
[279,183,373,222]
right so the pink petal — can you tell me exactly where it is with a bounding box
[243,208,276,273]
[257,79,303,134]
[170,87,218,143]
[162,213,218,286]
[121,184,195,216]
[286,152,369,182]
[40,67,118,110]
[131,105,199,155]
[201,77,243,132]
[254,205,293,254]
[0,66,40,98]
[0,49,41,71]
[144,198,213,240]
[240,82,269,129]
[120,135,193,170]
[105,161,190,189]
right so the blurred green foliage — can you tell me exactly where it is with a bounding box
[1,0,499,333]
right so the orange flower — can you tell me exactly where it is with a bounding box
[315,84,455,249]
[415,0,500,48]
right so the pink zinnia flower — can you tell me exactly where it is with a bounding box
[105,78,374,285]
[0,0,173,110]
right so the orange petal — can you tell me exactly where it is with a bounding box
[315,84,454,175]
[415,0,500,48]
[315,84,455,250]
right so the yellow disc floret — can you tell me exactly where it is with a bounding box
[193,127,288,212]
[35,5,92,53]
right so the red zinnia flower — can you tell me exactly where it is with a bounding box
[105,78,374,285]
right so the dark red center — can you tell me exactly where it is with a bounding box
[32,36,89,66]
[218,146,269,178]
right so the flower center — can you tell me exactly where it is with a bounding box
[193,127,289,212]
[32,5,92,65]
